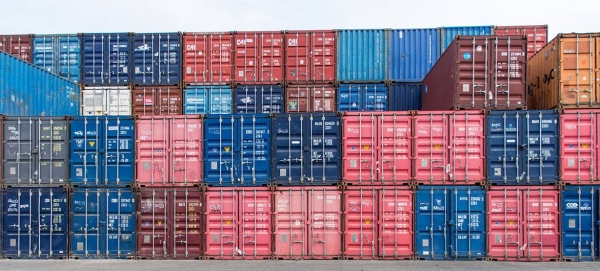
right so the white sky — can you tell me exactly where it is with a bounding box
[0,0,597,39]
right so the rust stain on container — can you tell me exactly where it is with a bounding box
[132,86,183,115]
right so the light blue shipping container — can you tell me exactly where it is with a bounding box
[337,29,388,82]
[388,82,422,111]
[32,34,81,83]
[440,26,493,53]
[337,83,387,111]
[184,85,233,114]
[388,29,440,82]
[0,51,80,116]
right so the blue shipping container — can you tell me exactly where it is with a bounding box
[204,114,271,186]
[440,26,493,53]
[337,29,388,82]
[388,29,440,82]
[132,33,181,85]
[70,187,136,259]
[415,186,486,260]
[81,33,131,85]
[486,110,560,185]
[0,51,80,116]
[184,85,232,114]
[3,187,69,259]
[70,116,135,187]
[32,34,81,83]
[337,83,387,112]
[234,85,284,114]
[562,186,599,261]
[388,82,422,111]
[272,113,341,185]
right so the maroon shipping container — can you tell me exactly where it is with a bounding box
[284,30,336,84]
[135,115,203,186]
[273,187,343,260]
[560,109,600,184]
[204,187,272,259]
[132,86,183,115]
[0,35,32,62]
[137,187,203,259]
[495,25,548,59]
[234,31,284,84]
[183,32,234,85]
[487,186,560,261]
[285,85,336,113]
[343,186,413,260]
[422,35,527,110]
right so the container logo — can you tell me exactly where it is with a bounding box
[424,86,428,93]
[136,44,151,51]
[241,97,254,104]
[463,52,471,60]
[288,101,298,110]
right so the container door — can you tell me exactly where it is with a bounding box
[137,189,169,259]
[337,84,363,111]
[104,118,135,186]
[170,117,203,186]
[311,31,336,82]
[285,85,311,113]
[273,189,307,259]
[38,188,68,258]
[486,112,521,184]
[560,111,596,183]
[70,188,102,258]
[415,187,447,259]
[205,189,238,258]
[273,115,305,184]
[364,84,388,111]
[38,118,69,185]
[562,186,597,260]
[285,32,310,83]
[70,118,102,186]
[487,188,522,260]
[183,33,233,84]
[449,112,485,183]
[204,116,236,185]
[449,187,486,259]
[413,113,447,183]
[344,188,377,259]
[521,111,559,184]
[105,87,132,116]
[239,189,272,258]
[489,36,527,109]
[105,189,136,258]
[456,37,489,109]
[238,115,271,185]
[311,85,336,112]
[106,34,131,85]
[3,119,35,185]
[308,188,342,259]
[172,189,203,259]
[596,37,600,107]
[560,36,596,107]
[306,114,341,185]
[379,188,413,259]
[522,188,560,260]
[378,113,412,184]
[342,113,378,184]
[136,118,169,186]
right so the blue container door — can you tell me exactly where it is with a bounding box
[71,188,102,257]
[204,115,237,185]
[522,111,559,183]
[338,84,388,112]
[306,114,341,184]
[234,85,284,114]
[105,188,136,258]
[273,114,304,184]
[184,86,232,114]
[562,186,599,261]
[416,187,447,259]
[132,33,181,85]
[239,114,271,185]
[486,111,521,184]
[81,33,131,85]
[33,35,81,83]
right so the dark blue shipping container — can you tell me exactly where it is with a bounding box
[204,114,271,186]
[3,187,69,259]
[388,29,440,82]
[337,83,387,112]
[388,82,422,111]
[486,110,559,185]
[132,33,181,85]
[81,33,131,85]
[562,186,600,261]
[70,116,135,187]
[70,187,136,259]
[415,186,486,260]
[272,113,341,185]
[234,85,284,114]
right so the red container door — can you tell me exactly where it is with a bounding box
[239,188,272,259]
[495,25,548,58]
[172,189,203,258]
[285,30,335,84]
[0,35,31,62]
[560,110,597,184]
[413,112,447,183]
[342,113,378,184]
[205,188,238,259]
[455,37,489,109]
[487,188,522,260]
[285,85,336,113]
[344,188,378,259]
[307,188,342,259]
[379,113,412,183]
[312,85,336,112]
[448,111,485,183]
[137,188,169,258]
[171,117,203,185]
[379,187,413,259]
[136,117,169,185]
[273,188,307,259]
[522,188,561,261]
[132,86,183,116]
[489,36,527,109]
[183,33,233,85]
[234,32,284,84]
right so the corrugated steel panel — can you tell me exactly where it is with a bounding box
[70,187,136,259]
[132,86,183,115]
[70,116,134,187]
[81,86,131,116]
[234,31,284,84]
[389,29,440,82]
[337,29,387,82]
[388,82,422,111]
[0,35,32,62]
[233,85,283,114]
[494,25,548,59]
[415,186,486,260]
[81,33,131,86]
[440,26,493,53]
[285,85,336,113]
[182,32,233,85]
[33,34,81,83]
[184,85,232,114]
[132,32,181,85]
[561,186,599,261]
[0,51,80,116]
[337,83,387,112]
[284,30,336,84]
[560,109,600,184]
[0,189,2,257]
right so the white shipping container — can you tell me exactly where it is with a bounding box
[82,87,131,116]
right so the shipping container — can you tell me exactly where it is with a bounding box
[284,30,336,84]
[81,33,131,86]
[3,187,68,259]
[561,186,599,261]
[137,187,203,259]
[560,109,600,184]
[440,26,493,53]
[0,35,32,62]
[136,115,203,186]
[388,29,440,82]
[272,113,341,185]
[486,110,559,185]
[70,116,135,187]
[337,29,387,82]
[204,114,271,186]
[182,32,233,85]
[132,32,182,85]
[342,112,412,185]
[527,33,600,110]
[285,85,336,113]
[388,82,422,111]
[70,187,136,259]
[0,51,80,116]
[132,86,183,115]
[204,187,272,259]
[422,35,527,110]
[233,85,283,114]
[495,25,548,59]
[184,85,232,114]
[487,186,561,261]
[234,31,284,84]
[415,186,486,260]
[337,83,388,112]
[81,86,131,116]
[0,190,2,258]
[3,117,70,185]
[273,187,342,259]
[32,34,81,83]
[343,186,413,260]
[413,111,486,184]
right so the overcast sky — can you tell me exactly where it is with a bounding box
[0,0,596,39]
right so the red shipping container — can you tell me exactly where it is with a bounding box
[560,109,600,184]
[343,186,413,260]
[132,86,183,116]
[495,25,548,59]
[136,115,203,186]
[413,110,486,184]
[285,84,336,113]
[137,187,203,259]
[234,31,284,84]
[284,30,336,84]
[204,187,272,259]
[487,186,560,261]
[0,35,32,62]
[342,112,412,185]
[273,187,342,260]
[183,32,233,85]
